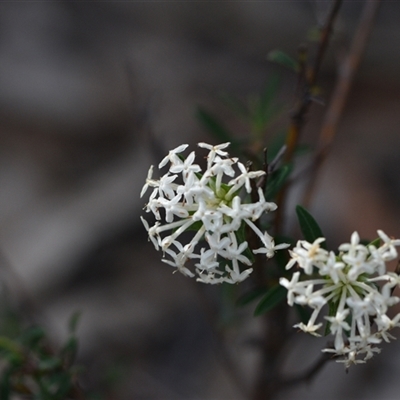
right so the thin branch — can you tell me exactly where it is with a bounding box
[252,346,333,400]
[275,0,343,234]
[303,0,382,208]
[278,350,333,389]
[308,0,343,87]
[285,0,343,163]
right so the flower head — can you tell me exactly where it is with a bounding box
[280,231,400,367]
[141,142,287,284]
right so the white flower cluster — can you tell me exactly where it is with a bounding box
[141,142,288,284]
[280,230,400,368]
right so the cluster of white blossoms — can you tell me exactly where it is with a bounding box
[141,142,288,284]
[280,230,400,368]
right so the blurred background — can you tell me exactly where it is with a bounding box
[0,1,400,399]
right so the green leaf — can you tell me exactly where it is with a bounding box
[324,300,339,336]
[18,326,45,348]
[264,163,293,200]
[236,287,268,307]
[0,336,24,364]
[179,220,203,233]
[267,50,298,72]
[38,357,62,372]
[295,205,326,249]
[236,222,255,265]
[259,76,281,115]
[294,304,312,324]
[60,336,78,367]
[37,376,53,400]
[251,76,283,134]
[366,237,380,248]
[54,372,73,399]
[273,235,295,271]
[254,285,287,316]
[196,108,240,153]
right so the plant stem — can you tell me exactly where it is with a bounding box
[275,0,343,234]
[252,2,343,399]
[303,0,382,208]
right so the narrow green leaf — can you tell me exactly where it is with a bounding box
[294,304,312,324]
[196,108,231,142]
[236,287,268,307]
[295,205,326,249]
[273,236,295,271]
[324,300,339,336]
[366,237,380,248]
[196,108,240,153]
[0,336,24,363]
[178,220,203,233]
[251,76,282,134]
[267,50,298,72]
[259,75,281,113]
[254,285,287,316]
[236,222,255,264]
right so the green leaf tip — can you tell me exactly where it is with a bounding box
[254,285,287,316]
[267,50,298,72]
[295,205,326,249]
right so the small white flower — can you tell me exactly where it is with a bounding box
[318,251,344,284]
[253,231,290,258]
[193,247,219,272]
[279,272,302,306]
[224,264,253,284]
[228,162,265,194]
[169,150,201,179]
[286,238,328,274]
[377,229,400,261]
[198,142,230,168]
[141,142,287,284]
[281,230,400,367]
[294,322,323,337]
[159,144,189,169]
[140,165,157,199]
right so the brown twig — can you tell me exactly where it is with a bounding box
[308,0,343,87]
[251,3,344,399]
[303,0,382,208]
[275,0,343,234]
[278,350,333,389]
[285,0,343,164]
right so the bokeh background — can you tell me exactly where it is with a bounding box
[0,1,400,399]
